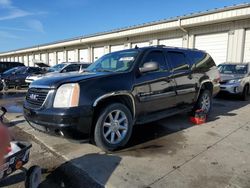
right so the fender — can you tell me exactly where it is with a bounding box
[196,79,213,100]
[93,91,136,118]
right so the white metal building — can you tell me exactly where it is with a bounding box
[0,3,250,66]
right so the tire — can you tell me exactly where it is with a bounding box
[94,103,133,152]
[25,165,42,188]
[194,89,212,115]
[241,85,249,101]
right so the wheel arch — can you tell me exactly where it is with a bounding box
[90,92,135,139]
[197,80,213,99]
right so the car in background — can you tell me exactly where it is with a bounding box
[25,62,90,84]
[0,62,25,73]
[218,63,250,100]
[0,66,44,91]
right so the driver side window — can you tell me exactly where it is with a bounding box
[141,51,167,71]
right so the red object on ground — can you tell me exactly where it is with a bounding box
[190,109,207,125]
[0,125,11,158]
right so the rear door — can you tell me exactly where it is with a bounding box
[166,50,196,105]
[135,50,176,114]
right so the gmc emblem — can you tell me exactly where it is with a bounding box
[30,94,38,100]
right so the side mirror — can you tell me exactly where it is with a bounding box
[139,62,159,74]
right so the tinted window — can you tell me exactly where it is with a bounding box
[142,51,167,70]
[188,51,206,65]
[167,51,189,71]
[188,52,215,71]
[63,64,80,72]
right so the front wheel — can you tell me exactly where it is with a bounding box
[195,90,212,114]
[94,103,133,152]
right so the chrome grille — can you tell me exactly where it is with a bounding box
[26,88,50,109]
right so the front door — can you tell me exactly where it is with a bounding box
[134,50,176,115]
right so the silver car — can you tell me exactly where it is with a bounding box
[25,62,90,84]
[218,63,250,100]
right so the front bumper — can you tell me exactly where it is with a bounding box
[23,104,93,139]
[220,82,243,94]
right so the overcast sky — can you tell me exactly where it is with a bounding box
[0,0,248,52]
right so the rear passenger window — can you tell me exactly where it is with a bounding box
[189,51,215,71]
[142,51,167,71]
[167,52,189,71]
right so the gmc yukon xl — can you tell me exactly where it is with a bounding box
[23,46,220,151]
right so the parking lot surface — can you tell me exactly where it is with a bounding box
[1,90,250,188]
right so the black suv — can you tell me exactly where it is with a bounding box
[23,46,220,151]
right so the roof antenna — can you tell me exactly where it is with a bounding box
[135,45,138,49]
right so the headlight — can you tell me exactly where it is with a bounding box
[53,83,80,108]
[228,79,242,84]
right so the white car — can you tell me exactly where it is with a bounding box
[25,62,90,84]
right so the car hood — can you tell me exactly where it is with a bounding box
[30,71,111,89]
[220,74,245,82]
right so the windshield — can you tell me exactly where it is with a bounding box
[47,64,66,72]
[86,50,139,73]
[218,64,248,75]
[2,66,26,75]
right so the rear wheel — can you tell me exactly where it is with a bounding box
[94,103,133,151]
[241,85,249,101]
[195,90,212,114]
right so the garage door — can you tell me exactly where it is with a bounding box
[132,41,149,48]
[79,49,89,62]
[93,47,104,61]
[34,54,40,62]
[243,29,250,62]
[11,57,14,61]
[159,38,183,47]
[41,54,47,63]
[67,50,75,62]
[28,55,34,66]
[49,53,56,66]
[14,57,18,62]
[57,51,64,64]
[24,56,28,66]
[110,45,124,52]
[18,56,22,63]
[195,32,228,65]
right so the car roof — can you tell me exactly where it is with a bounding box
[111,45,205,54]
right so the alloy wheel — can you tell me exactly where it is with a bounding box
[102,110,128,144]
[200,92,211,113]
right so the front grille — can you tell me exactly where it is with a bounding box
[26,88,50,109]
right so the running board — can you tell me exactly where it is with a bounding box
[136,106,193,125]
